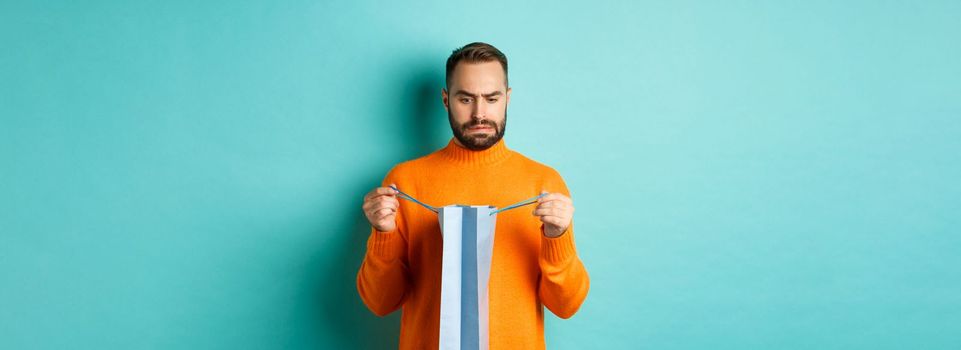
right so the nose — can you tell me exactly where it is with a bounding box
[472,98,487,120]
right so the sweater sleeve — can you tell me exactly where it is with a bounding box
[538,170,590,319]
[356,173,411,317]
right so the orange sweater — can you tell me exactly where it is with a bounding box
[357,138,590,349]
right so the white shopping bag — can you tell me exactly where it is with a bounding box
[389,186,544,350]
[438,205,496,350]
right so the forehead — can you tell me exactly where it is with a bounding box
[449,61,507,90]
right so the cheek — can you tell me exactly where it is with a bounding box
[490,102,508,119]
[450,106,472,121]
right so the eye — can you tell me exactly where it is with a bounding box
[487,98,498,103]
[459,98,472,104]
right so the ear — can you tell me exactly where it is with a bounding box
[505,87,511,106]
[441,88,449,111]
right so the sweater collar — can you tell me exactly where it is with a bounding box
[438,137,512,166]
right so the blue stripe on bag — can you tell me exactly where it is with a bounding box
[461,206,479,350]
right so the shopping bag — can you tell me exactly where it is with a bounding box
[438,205,496,350]
[390,186,544,350]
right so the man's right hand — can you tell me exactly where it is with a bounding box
[363,184,400,233]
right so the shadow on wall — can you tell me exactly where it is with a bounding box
[312,61,448,348]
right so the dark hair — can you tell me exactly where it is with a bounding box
[445,42,508,89]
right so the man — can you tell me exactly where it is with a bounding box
[357,42,589,349]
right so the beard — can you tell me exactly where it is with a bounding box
[448,110,507,151]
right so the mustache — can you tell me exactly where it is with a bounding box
[461,119,498,130]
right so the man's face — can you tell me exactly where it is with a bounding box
[442,61,512,151]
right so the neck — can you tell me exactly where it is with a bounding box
[439,137,511,166]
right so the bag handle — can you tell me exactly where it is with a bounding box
[390,186,546,216]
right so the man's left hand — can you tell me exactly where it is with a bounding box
[533,192,574,238]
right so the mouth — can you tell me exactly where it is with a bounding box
[466,125,494,133]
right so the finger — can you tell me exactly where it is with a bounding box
[362,200,377,213]
[365,186,398,200]
[538,193,570,204]
[367,187,397,200]
[537,201,572,212]
[542,192,572,204]
[532,208,562,217]
[534,204,557,215]
[383,197,400,210]
[375,194,400,205]
[536,200,568,210]
[363,195,396,211]
[540,215,570,227]
[537,191,552,203]
[375,200,399,212]
[370,200,399,213]
[374,207,396,218]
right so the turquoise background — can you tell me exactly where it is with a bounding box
[2,1,960,349]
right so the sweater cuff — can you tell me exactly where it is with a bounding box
[541,227,577,264]
[367,230,401,260]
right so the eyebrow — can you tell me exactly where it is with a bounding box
[453,90,503,98]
